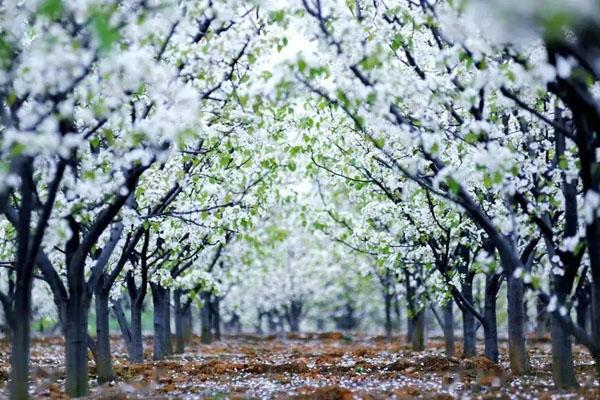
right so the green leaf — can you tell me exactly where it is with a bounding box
[0,34,15,69]
[391,33,403,51]
[483,172,492,189]
[289,146,303,156]
[299,116,313,129]
[219,154,232,167]
[464,131,479,144]
[38,0,63,20]
[103,129,115,145]
[270,10,286,23]
[558,156,568,170]
[91,11,120,51]
[359,54,380,70]
[297,58,307,73]
[447,177,460,194]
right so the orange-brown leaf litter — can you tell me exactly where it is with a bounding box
[0,333,598,399]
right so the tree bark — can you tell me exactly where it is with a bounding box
[211,296,221,341]
[183,302,193,342]
[461,274,477,358]
[483,273,500,363]
[506,272,529,374]
[384,291,393,340]
[443,302,455,357]
[550,309,578,388]
[536,297,549,338]
[200,291,213,344]
[173,290,192,353]
[411,309,425,351]
[64,297,90,397]
[164,288,172,354]
[94,287,114,383]
[151,283,170,360]
[129,301,144,363]
[575,290,589,332]
[285,300,303,333]
[9,285,31,400]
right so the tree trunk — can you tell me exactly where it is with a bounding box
[94,288,114,383]
[112,300,132,356]
[443,302,455,357]
[64,297,90,397]
[164,288,172,354]
[575,294,589,332]
[411,309,425,351]
[266,311,275,333]
[211,297,221,340]
[183,303,193,342]
[10,286,31,400]
[384,291,393,340]
[174,290,192,353]
[200,291,212,344]
[462,275,477,358]
[550,311,578,388]
[130,302,144,363]
[286,300,302,333]
[151,283,169,360]
[406,307,414,345]
[591,270,600,355]
[483,274,500,363]
[394,295,402,333]
[536,297,549,338]
[506,273,529,374]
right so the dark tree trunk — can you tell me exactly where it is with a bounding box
[94,287,114,383]
[506,272,529,374]
[64,296,90,397]
[266,311,276,333]
[9,284,31,400]
[151,283,170,360]
[411,309,425,351]
[183,303,193,342]
[536,297,549,338]
[394,295,402,332]
[575,291,589,332]
[461,274,477,358]
[255,311,264,334]
[406,308,413,344]
[112,300,136,361]
[443,302,455,357]
[200,291,212,344]
[384,291,393,340]
[483,274,500,363]
[174,290,186,354]
[550,309,578,388]
[130,301,144,363]
[211,297,221,341]
[286,300,302,332]
[164,288,172,354]
[174,290,192,353]
[591,265,600,355]
[225,313,241,334]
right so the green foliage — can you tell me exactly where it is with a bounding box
[91,9,121,51]
[38,0,63,20]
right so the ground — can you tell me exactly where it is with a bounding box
[0,333,598,399]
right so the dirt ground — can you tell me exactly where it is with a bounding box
[0,333,598,399]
